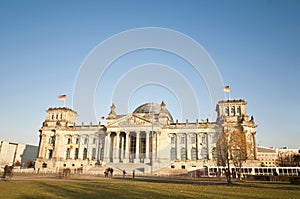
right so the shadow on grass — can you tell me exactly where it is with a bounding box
[8,175,300,199]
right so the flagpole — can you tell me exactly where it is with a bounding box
[63,99,66,107]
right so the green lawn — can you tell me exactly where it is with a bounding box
[1,175,299,199]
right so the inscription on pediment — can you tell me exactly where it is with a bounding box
[109,115,151,127]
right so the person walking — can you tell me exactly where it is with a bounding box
[132,170,135,179]
[123,169,126,178]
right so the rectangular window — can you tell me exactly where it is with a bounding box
[84,138,88,144]
[225,107,229,116]
[48,149,53,159]
[67,138,71,144]
[170,148,176,160]
[231,107,235,115]
[93,138,96,144]
[66,148,70,160]
[83,148,87,160]
[50,136,55,145]
[237,106,241,115]
[202,136,206,144]
[76,138,79,144]
[92,148,96,160]
[75,148,79,160]
[171,137,175,144]
[191,136,195,144]
[180,136,185,144]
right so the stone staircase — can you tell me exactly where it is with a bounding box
[104,162,152,175]
[85,162,152,176]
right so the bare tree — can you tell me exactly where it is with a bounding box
[277,151,299,167]
[229,130,249,180]
[216,130,250,182]
[216,132,231,184]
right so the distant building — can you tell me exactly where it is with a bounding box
[257,146,278,167]
[35,99,259,173]
[257,146,300,167]
[0,140,38,167]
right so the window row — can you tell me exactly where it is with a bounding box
[170,135,207,144]
[51,113,63,120]
[224,106,241,116]
[47,147,105,161]
[170,147,197,161]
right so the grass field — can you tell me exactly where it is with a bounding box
[1,175,299,199]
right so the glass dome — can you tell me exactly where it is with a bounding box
[133,102,173,122]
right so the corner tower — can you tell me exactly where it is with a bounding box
[43,107,78,128]
[36,107,78,170]
[216,99,258,163]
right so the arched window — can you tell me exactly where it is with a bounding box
[181,147,186,161]
[170,147,176,160]
[191,147,197,161]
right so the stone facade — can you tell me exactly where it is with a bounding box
[35,99,259,173]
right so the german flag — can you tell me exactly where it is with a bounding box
[224,86,230,93]
[58,95,66,101]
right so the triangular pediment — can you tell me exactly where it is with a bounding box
[106,114,152,127]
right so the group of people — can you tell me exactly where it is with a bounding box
[104,167,114,178]
[104,167,136,179]
[2,165,13,180]
[123,169,135,179]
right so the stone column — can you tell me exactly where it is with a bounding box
[134,132,140,162]
[252,133,257,159]
[104,132,111,162]
[123,132,130,163]
[155,132,159,160]
[176,134,180,160]
[195,133,199,160]
[145,131,150,163]
[207,133,211,160]
[38,134,47,158]
[113,132,120,163]
[120,134,124,161]
[53,134,59,159]
[186,134,191,160]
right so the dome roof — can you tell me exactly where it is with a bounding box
[133,102,173,122]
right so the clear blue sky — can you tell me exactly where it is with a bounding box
[0,0,299,149]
